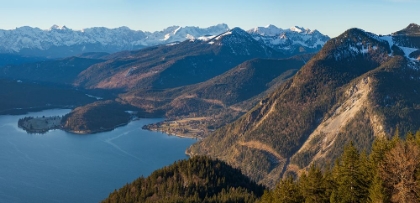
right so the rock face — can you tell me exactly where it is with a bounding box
[187,24,420,187]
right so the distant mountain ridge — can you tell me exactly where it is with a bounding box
[0,24,229,58]
[0,27,307,135]
[0,24,328,58]
[72,27,285,90]
[247,24,330,56]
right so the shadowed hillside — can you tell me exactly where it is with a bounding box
[102,156,265,203]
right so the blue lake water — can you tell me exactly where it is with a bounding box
[0,109,196,203]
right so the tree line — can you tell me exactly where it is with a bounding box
[261,130,420,203]
[102,156,265,203]
[103,130,420,203]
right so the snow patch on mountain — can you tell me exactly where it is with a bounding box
[290,26,303,33]
[378,35,419,61]
[399,46,419,61]
[215,31,232,40]
[349,45,370,55]
[379,36,394,52]
[198,35,216,41]
[332,34,387,61]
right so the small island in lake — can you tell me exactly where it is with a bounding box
[18,116,63,134]
[16,101,142,134]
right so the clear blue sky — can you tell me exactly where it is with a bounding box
[1,0,419,37]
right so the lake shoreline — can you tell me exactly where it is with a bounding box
[0,105,76,116]
[15,108,203,141]
[18,116,63,134]
[1,109,196,203]
[142,122,202,140]
[142,117,214,140]
[18,115,138,135]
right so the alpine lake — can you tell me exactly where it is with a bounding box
[0,109,196,203]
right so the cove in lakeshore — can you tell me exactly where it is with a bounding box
[0,109,196,203]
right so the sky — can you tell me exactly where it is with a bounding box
[1,0,419,37]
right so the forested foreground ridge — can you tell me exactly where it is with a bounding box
[102,156,265,203]
[261,131,420,203]
[104,132,420,203]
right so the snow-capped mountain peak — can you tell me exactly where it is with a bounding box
[49,25,71,31]
[209,27,254,44]
[290,26,303,33]
[229,27,249,35]
[290,26,320,35]
[0,23,328,58]
[247,24,283,36]
[265,24,277,28]
[205,27,280,57]
[247,25,330,56]
[0,24,230,58]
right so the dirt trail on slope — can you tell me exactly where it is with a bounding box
[238,140,284,161]
[253,100,278,130]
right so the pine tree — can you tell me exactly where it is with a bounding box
[300,164,329,203]
[368,173,388,203]
[262,176,303,203]
[368,137,393,203]
[414,130,420,147]
[259,190,274,203]
[393,126,400,138]
[370,137,392,167]
[330,142,369,203]
[323,164,335,201]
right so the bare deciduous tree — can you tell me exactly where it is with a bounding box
[379,141,420,203]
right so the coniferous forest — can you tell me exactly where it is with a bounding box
[103,131,420,203]
[261,131,420,203]
[102,156,265,203]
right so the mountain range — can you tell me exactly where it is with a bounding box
[248,25,330,56]
[0,24,329,58]
[0,26,306,134]
[2,22,420,193]
[187,23,420,187]
[0,27,288,90]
